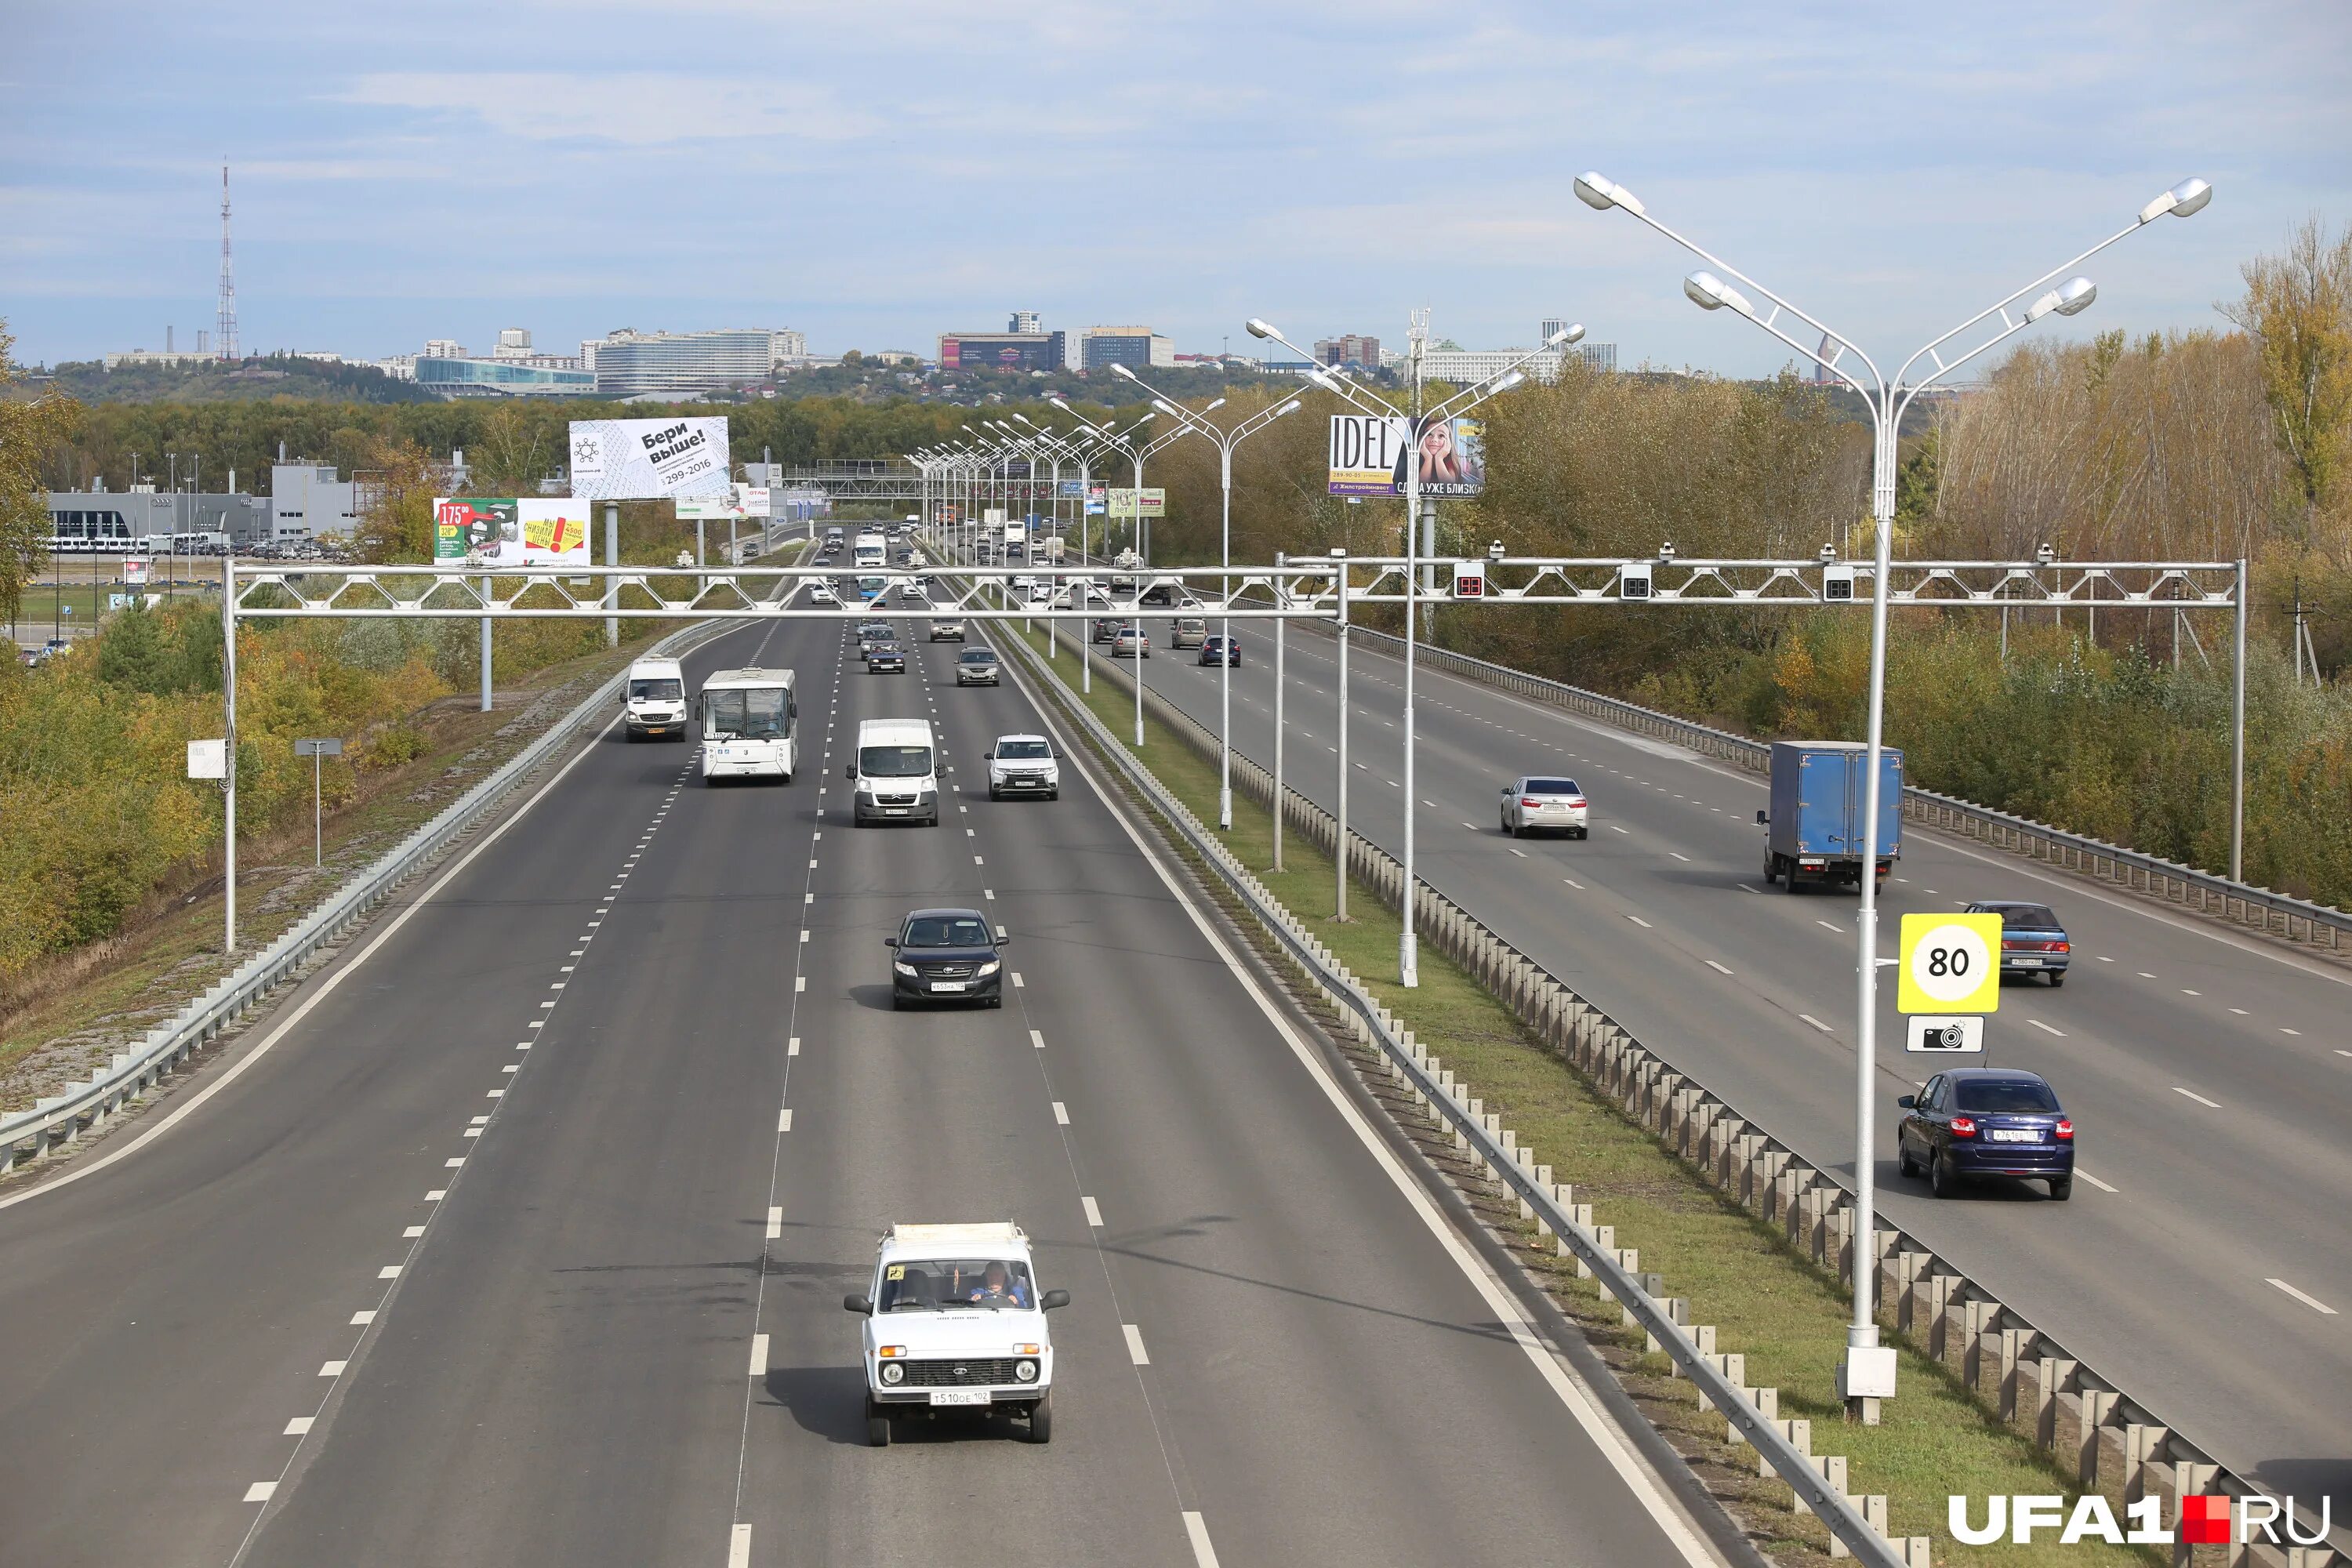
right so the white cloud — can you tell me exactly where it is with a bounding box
[339,72,882,144]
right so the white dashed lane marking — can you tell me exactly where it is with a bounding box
[2172,1086,2222,1109]
[1123,1324,1150,1364]
[2267,1278,2339,1315]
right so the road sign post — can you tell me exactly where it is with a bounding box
[294,738,343,868]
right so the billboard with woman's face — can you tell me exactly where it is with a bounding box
[1392,416,1485,497]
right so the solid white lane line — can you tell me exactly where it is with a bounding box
[1052,1102,1069,1125]
[2076,1170,2118,1193]
[766,1207,782,1240]
[750,1334,770,1375]
[730,1523,753,1568]
[2267,1278,2339,1316]
[2027,1019,2067,1036]
[1123,1323,1150,1364]
[778,1108,793,1132]
[1798,1014,1832,1033]
[1183,1512,1221,1568]
[1704,960,1733,975]
[1082,1195,1103,1227]
[2172,1086,2222,1109]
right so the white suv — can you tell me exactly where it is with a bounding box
[986,735,1059,801]
[845,1221,1069,1446]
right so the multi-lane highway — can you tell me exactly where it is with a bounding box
[0,611,1737,1567]
[1131,614,2350,1512]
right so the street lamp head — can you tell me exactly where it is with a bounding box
[1487,369,1526,396]
[1544,322,1586,347]
[2139,177,2213,223]
[1203,397,1226,413]
[2023,276,2097,323]
[1308,370,1347,394]
[1277,399,1302,416]
[1152,398,1178,416]
[1111,362,1138,381]
[1573,172,1644,216]
[1049,397,1073,413]
[1246,318,1279,340]
[1683,270,1755,318]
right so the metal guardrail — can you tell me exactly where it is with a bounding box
[1029,629,2345,1567]
[1332,624,2349,953]
[0,619,736,1174]
[996,628,1915,1567]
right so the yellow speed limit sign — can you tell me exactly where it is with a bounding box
[1896,912,2003,1014]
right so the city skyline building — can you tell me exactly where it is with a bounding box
[1079,325,1174,372]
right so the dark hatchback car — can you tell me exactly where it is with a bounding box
[1197,634,1242,667]
[887,908,1007,1009]
[1966,900,2071,985]
[1898,1068,2074,1200]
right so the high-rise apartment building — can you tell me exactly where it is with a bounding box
[1007,310,1041,335]
[1080,326,1174,372]
[1313,334,1381,368]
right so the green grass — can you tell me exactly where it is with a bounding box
[1014,623,2154,1566]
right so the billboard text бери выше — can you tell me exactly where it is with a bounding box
[568,417,731,500]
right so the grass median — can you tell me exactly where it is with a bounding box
[1011,623,2151,1567]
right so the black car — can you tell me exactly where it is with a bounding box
[1197,634,1242,667]
[887,908,1007,1008]
[1965,900,2071,985]
[866,640,906,673]
[1897,1067,2075,1200]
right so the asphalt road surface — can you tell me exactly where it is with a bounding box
[0,611,1730,1568]
[1134,615,2350,1515]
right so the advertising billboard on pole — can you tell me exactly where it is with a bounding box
[568,417,731,499]
[433,499,594,565]
[1327,414,1486,498]
[1107,488,1165,517]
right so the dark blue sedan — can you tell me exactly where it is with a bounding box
[1965,900,2071,985]
[1198,634,1242,666]
[1898,1068,2074,1200]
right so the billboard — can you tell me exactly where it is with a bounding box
[1327,414,1486,498]
[675,485,772,521]
[568,417,731,499]
[433,499,593,565]
[1107,488,1165,517]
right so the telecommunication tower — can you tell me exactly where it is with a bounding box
[216,163,239,362]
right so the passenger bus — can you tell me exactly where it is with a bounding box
[695,667,797,784]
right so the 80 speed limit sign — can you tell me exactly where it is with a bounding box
[1896,912,2003,1014]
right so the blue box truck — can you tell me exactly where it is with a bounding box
[1756,741,1904,892]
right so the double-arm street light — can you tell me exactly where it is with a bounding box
[1574,166,2212,1417]
[1051,403,1184,743]
[1247,316,1584,986]
[1109,361,1303,830]
[1043,408,1160,695]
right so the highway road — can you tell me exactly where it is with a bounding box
[1128,615,2351,1514]
[0,611,1732,1567]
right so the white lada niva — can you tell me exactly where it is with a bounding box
[844,1221,1069,1446]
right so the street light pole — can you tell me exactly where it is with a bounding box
[1576,165,2212,1417]
[1247,316,1574,983]
[1111,364,1300,830]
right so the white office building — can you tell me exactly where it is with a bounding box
[586,328,807,395]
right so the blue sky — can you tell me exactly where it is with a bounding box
[5,0,2347,376]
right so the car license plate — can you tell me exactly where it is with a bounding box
[1987,1128,2039,1142]
[931,980,966,992]
[2013,956,2042,967]
[929,1389,989,1406]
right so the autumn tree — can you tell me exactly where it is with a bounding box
[2226,216,2352,557]
[0,319,82,620]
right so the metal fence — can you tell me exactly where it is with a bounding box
[0,619,735,1174]
[1033,630,2345,1568]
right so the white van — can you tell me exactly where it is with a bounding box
[623,656,688,741]
[846,717,938,826]
[695,667,798,783]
